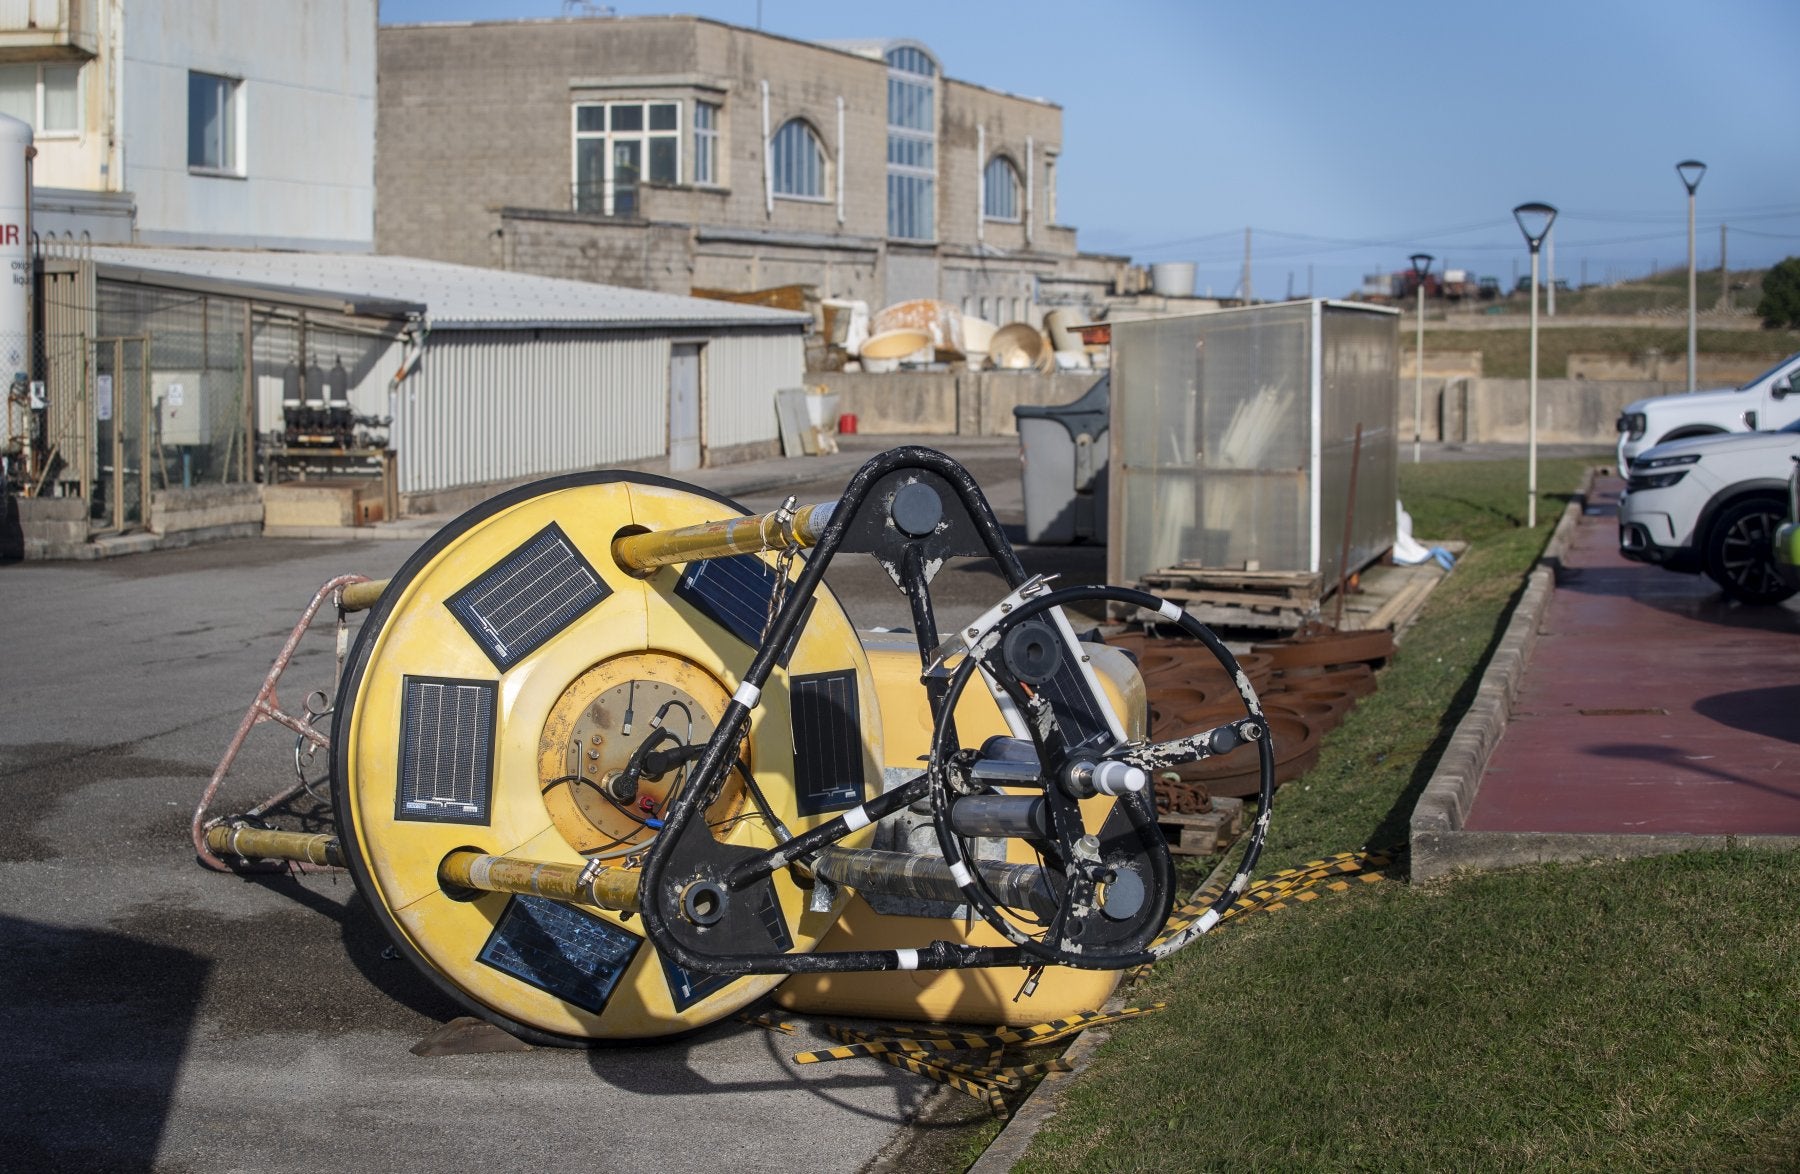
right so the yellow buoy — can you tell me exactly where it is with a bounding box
[332,473,882,1044]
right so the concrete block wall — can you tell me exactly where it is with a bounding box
[1399,378,1685,446]
[151,486,264,541]
[16,497,91,561]
[499,211,695,293]
[817,370,1100,437]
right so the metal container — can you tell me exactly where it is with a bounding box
[1016,374,1108,544]
[1107,299,1399,590]
[1148,262,1195,298]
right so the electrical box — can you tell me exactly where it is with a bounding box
[155,371,205,447]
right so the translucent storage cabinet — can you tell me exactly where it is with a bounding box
[1107,300,1400,591]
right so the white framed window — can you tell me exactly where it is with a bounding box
[572,100,681,216]
[0,62,81,137]
[188,71,242,173]
[693,100,719,186]
[983,155,1021,223]
[885,45,936,240]
[770,118,825,199]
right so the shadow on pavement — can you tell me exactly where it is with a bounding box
[582,1009,936,1127]
[0,914,208,1173]
[1692,684,1800,746]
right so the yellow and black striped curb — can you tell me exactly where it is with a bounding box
[780,1005,1167,1118]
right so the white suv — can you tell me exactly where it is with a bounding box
[1616,352,1800,473]
[1618,421,1800,604]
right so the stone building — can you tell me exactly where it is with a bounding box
[376,14,1129,323]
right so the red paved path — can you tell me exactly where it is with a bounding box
[1465,477,1800,836]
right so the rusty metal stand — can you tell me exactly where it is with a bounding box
[190,573,373,871]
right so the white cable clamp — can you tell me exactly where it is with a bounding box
[949,861,974,887]
[894,948,920,971]
[732,682,762,710]
[842,805,872,832]
[1157,599,1184,623]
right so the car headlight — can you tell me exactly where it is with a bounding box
[1617,411,1647,440]
[1625,452,1700,491]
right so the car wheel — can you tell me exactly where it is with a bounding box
[1703,497,1798,605]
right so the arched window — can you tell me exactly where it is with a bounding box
[983,155,1021,222]
[771,118,825,198]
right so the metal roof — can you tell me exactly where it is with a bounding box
[87,247,810,333]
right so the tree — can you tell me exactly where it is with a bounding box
[1758,257,1800,330]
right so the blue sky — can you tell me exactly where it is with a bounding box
[378,0,1800,298]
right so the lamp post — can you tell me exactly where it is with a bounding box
[1409,252,1433,463]
[1513,202,1557,529]
[1676,159,1706,392]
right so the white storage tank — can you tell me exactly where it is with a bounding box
[1148,262,1196,298]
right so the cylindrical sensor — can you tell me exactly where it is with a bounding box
[948,794,1049,839]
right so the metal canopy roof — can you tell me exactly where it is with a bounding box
[88,247,810,333]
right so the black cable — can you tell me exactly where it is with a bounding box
[732,757,789,841]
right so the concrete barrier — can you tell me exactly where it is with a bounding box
[822,369,1668,448]
[814,370,1102,438]
[1399,378,1685,446]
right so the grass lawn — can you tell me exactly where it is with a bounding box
[1014,454,1800,1170]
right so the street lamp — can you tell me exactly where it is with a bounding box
[1676,159,1706,393]
[1513,202,1557,529]
[1410,252,1433,463]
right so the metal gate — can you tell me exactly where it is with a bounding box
[90,336,150,534]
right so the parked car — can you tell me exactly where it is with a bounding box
[1776,456,1800,593]
[1618,421,1800,605]
[1615,351,1800,473]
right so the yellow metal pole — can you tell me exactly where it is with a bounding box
[204,824,345,867]
[339,579,387,612]
[612,500,834,572]
[438,849,642,913]
[202,827,642,913]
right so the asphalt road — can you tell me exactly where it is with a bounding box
[0,438,1101,1174]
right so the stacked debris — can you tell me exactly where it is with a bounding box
[1106,624,1394,819]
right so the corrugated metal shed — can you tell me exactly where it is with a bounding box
[87,247,809,331]
[83,247,808,498]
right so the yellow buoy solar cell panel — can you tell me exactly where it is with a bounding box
[333,473,881,1043]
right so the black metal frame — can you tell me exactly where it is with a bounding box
[636,446,1276,976]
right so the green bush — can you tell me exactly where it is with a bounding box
[1758,256,1800,329]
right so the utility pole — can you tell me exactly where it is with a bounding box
[1242,227,1253,305]
[1719,224,1729,310]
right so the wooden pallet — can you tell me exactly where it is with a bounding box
[1141,566,1324,632]
[1156,797,1245,856]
